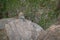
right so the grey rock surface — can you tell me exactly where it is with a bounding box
[0,12,45,40]
[0,18,15,29]
[5,18,44,40]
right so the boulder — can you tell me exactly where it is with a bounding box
[0,18,16,40]
[0,12,45,40]
[0,18,15,29]
[37,30,47,40]
[5,18,44,40]
[44,25,60,40]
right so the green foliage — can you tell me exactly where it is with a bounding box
[0,0,7,18]
[38,10,56,29]
[1,0,60,29]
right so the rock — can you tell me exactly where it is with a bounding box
[37,30,47,40]
[0,12,45,40]
[0,18,16,40]
[0,18,15,29]
[5,18,44,40]
[44,25,60,40]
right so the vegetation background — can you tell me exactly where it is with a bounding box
[0,0,60,29]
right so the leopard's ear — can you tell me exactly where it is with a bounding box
[18,12,25,19]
